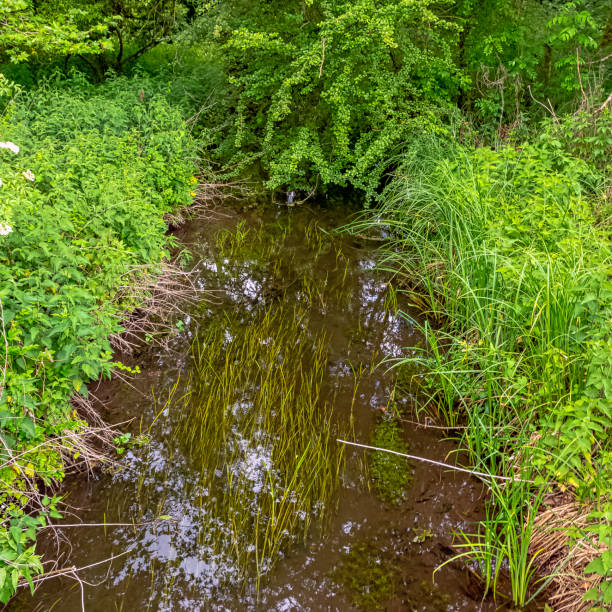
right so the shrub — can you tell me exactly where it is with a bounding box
[203,0,461,198]
[0,72,196,602]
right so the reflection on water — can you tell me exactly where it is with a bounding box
[11,203,495,612]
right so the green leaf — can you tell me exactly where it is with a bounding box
[19,417,36,440]
[585,556,604,575]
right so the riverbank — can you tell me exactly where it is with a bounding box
[354,135,612,610]
[0,74,198,603]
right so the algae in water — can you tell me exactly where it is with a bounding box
[369,416,411,504]
[330,542,398,610]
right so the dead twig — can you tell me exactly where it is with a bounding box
[319,37,326,79]
[527,85,560,124]
[336,439,535,483]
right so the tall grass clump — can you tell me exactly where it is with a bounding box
[356,135,612,609]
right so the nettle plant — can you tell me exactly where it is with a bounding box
[216,0,462,199]
[0,73,196,602]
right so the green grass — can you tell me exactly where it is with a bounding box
[353,135,612,607]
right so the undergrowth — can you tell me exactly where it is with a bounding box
[354,132,612,609]
[0,73,197,602]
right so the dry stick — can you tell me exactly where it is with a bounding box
[576,48,587,106]
[396,417,470,430]
[600,91,612,111]
[18,549,133,588]
[585,51,612,65]
[336,439,535,483]
[41,519,177,529]
[528,84,559,124]
[0,298,19,474]
[319,37,326,78]
[0,297,7,401]
[0,422,130,471]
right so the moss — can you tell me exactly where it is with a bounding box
[369,417,411,504]
[402,580,452,610]
[329,542,398,610]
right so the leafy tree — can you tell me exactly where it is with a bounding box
[0,0,115,64]
[0,0,193,78]
[201,0,462,198]
[454,0,611,130]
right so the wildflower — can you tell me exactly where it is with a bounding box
[0,141,19,154]
[0,178,3,187]
[190,191,196,197]
[22,169,35,181]
[0,222,13,236]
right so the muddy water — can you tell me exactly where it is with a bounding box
[11,203,495,611]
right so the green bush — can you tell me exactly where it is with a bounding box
[0,72,196,602]
[201,0,461,198]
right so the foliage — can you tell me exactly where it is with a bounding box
[438,481,545,608]
[0,71,196,600]
[0,0,196,79]
[1,0,610,607]
[455,0,611,133]
[353,135,612,604]
[539,106,612,175]
[198,0,461,198]
[583,508,612,607]
[0,0,115,64]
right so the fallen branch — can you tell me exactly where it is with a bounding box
[599,91,612,111]
[17,548,133,588]
[336,439,535,483]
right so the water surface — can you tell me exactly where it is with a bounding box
[11,203,494,611]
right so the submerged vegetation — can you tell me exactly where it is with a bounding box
[66,208,381,608]
[1,0,611,608]
[369,416,412,505]
[177,303,344,587]
[330,541,398,609]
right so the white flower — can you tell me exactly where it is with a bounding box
[0,222,13,236]
[22,169,34,181]
[0,178,3,187]
[0,142,19,154]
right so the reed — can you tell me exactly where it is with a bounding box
[104,212,367,604]
[152,215,355,595]
[175,301,343,591]
[351,137,612,608]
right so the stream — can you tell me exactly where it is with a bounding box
[10,202,495,611]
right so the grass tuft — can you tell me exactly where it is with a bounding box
[352,136,612,608]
